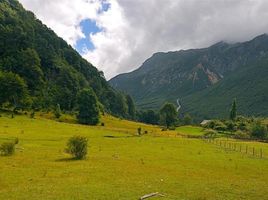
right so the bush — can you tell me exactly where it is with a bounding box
[251,121,268,139]
[101,122,105,126]
[0,142,15,156]
[234,130,250,139]
[54,104,61,119]
[204,130,217,138]
[65,136,88,159]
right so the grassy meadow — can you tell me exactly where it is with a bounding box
[0,113,268,200]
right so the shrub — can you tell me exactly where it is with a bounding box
[0,142,15,156]
[234,130,250,139]
[204,130,217,138]
[101,122,105,126]
[251,121,268,139]
[54,104,61,119]
[65,136,88,159]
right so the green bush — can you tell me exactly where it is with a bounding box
[54,104,61,119]
[234,130,250,139]
[0,142,15,156]
[65,136,88,159]
[251,121,268,139]
[204,130,217,138]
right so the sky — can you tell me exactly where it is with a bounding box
[19,0,268,79]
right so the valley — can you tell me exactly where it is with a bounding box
[0,113,268,200]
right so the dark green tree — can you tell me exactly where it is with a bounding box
[183,113,193,125]
[159,103,178,129]
[138,110,159,125]
[77,88,99,125]
[126,95,136,119]
[0,71,28,109]
[230,99,237,121]
[54,103,61,119]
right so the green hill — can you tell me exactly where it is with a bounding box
[0,0,132,117]
[110,34,268,119]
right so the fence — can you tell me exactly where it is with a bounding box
[203,138,265,159]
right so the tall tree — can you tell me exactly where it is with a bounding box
[126,95,136,119]
[230,99,237,121]
[77,88,99,125]
[159,103,178,128]
[0,71,28,109]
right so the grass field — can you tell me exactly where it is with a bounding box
[0,114,268,200]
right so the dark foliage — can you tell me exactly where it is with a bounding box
[65,136,88,159]
[77,89,99,125]
[0,0,132,118]
[159,103,178,128]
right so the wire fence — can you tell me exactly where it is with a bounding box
[203,138,265,159]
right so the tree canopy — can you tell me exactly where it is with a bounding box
[77,89,100,125]
[159,103,178,128]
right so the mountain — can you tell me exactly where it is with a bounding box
[110,34,268,120]
[0,0,133,118]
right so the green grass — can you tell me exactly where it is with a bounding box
[0,114,268,200]
[176,126,205,136]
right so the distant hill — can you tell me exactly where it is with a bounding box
[110,34,268,120]
[0,0,133,118]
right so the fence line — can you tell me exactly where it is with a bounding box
[203,138,265,159]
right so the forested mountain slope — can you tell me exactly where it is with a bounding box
[0,0,133,118]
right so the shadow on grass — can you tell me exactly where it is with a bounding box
[55,157,83,162]
[104,135,135,139]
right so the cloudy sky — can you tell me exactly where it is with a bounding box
[19,0,268,79]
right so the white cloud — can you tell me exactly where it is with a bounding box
[19,0,268,79]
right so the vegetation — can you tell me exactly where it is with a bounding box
[251,121,268,139]
[0,71,28,110]
[137,109,159,125]
[159,103,178,129]
[230,99,237,121]
[0,141,15,156]
[203,116,268,140]
[0,114,268,199]
[110,34,268,120]
[182,113,193,125]
[54,104,61,119]
[77,89,99,125]
[0,0,134,118]
[65,136,88,160]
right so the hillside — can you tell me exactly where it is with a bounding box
[110,34,268,119]
[0,0,132,117]
[0,114,268,199]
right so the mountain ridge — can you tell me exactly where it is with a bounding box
[110,34,268,119]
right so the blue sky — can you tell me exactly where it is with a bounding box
[75,1,110,54]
